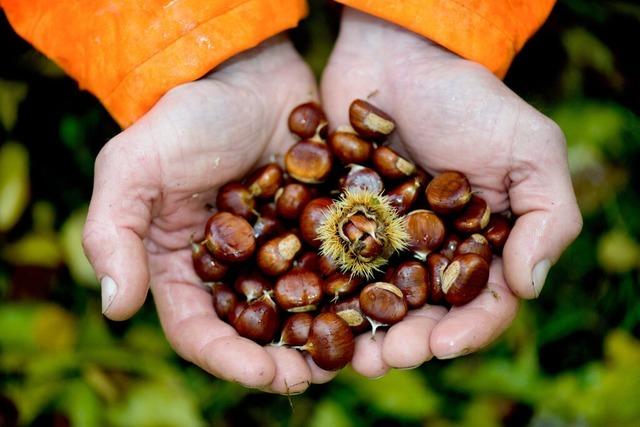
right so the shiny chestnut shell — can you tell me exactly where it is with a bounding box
[279,313,313,346]
[247,163,283,199]
[215,182,255,220]
[456,234,493,264]
[299,197,333,248]
[483,214,511,252]
[233,296,279,344]
[387,177,422,215]
[372,146,416,180]
[285,140,333,184]
[328,129,373,164]
[191,242,229,282]
[204,212,256,263]
[426,253,449,304]
[302,313,355,371]
[288,102,327,139]
[391,260,429,308]
[349,99,396,141]
[274,268,323,312]
[425,171,472,214]
[211,283,237,320]
[359,282,408,325]
[257,233,302,276]
[234,272,271,301]
[405,210,446,260]
[341,165,384,194]
[275,183,313,220]
[442,254,490,306]
[453,195,491,233]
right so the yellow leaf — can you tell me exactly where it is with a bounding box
[0,142,30,231]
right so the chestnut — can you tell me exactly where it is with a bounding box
[285,139,333,184]
[453,195,491,233]
[233,294,280,344]
[440,233,462,261]
[349,99,396,141]
[425,171,472,214]
[359,282,408,334]
[318,254,339,277]
[372,146,416,180]
[234,272,272,302]
[275,183,313,220]
[341,165,384,194]
[442,254,490,306]
[215,182,255,220]
[247,163,283,199]
[391,260,428,308]
[227,300,247,325]
[405,209,446,260]
[211,283,237,320]
[274,268,323,312]
[328,127,373,164]
[253,203,284,245]
[483,214,511,252]
[278,313,313,346]
[191,242,229,282]
[299,197,333,248]
[341,214,383,260]
[257,233,302,276]
[204,212,256,263]
[387,177,421,215]
[323,272,363,301]
[426,253,449,304]
[456,234,493,264]
[299,313,355,370]
[288,102,328,140]
[327,295,368,334]
[295,251,321,273]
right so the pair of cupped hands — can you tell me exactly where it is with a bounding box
[82,9,582,394]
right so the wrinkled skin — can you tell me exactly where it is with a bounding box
[83,10,582,394]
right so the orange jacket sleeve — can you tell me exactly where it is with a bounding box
[0,0,307,128]
[336,0,555,78]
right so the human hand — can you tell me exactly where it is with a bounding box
[320,9,583,376]
[82,36,338,394]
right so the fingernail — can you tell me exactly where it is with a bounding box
[101,276,118,314]
[532,259,551,298]
[438,347,471,360]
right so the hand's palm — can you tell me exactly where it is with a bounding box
[83,39,336,393]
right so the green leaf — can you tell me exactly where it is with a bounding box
[0,303,76,352]
[106,381,205,427]
[338,368,439,419]
[308,399,355,427]
[59,380,102,427]
[0,142,30,231]
[2,231,62,267]
[0,80,28,131]
[597,229,640,273]
[60,207,98,287]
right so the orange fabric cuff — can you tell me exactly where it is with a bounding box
[336,0,555,78]
[1,0,307,127]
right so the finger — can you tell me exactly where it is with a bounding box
[82,133,157,320]
[430,259,519,359]
[504,118,583,298]
[262,346,312,394]
[304,354,339,384]
[150,253,275,388]
[351,330,389,378]
[382,305,448,368]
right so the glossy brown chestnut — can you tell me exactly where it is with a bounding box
[253,203,284,245]
[300,313,355,370]
[391,260,429,308]
[227,301,247,325]
[456,233,493,264]
[372,146,416,180]
[211,283,237,320]
[215,182,255,220]
[328,127,373,164]
[483,214,511,252]
[233,294,279,344]
[406,209,446,260]
[318,254,339,277]
[299,197,333,248]
[359,282,408,332]
[453,195,491,233]
[257,233,302,276]
[426,171,472,214]
[414,166,433,187]
[288,102,327,140]
[341,214,383,260]
[275,183,312,220]
[387,177,421,215]
[247,163,283,199]
[440,233,462,261]
[442,254,490,306]
[285,140,333,184]
[349,99,396,141]
[327,295,369,334]
[295,251,321,273]
[324,272,363,301]
[234,272,272,302]
[278,313,313,346]
[426,253,449,304]
[191,242,229,281]
[204,212,256,263]
[341,165,384,194]
[274,268,323,312]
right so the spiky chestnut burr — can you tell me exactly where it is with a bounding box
[317,189,409,279]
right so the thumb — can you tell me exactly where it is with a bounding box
[82,135,155,320]
[502,120,583,299]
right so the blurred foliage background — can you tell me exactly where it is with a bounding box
[1,1,639,426]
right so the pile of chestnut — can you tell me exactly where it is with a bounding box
[192,100,512,371]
